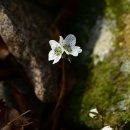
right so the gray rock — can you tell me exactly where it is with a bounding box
[0,0,59,102]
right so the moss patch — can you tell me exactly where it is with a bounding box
[63,0,130,129]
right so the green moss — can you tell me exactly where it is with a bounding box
[64,46,130,128]
[63,0,130,129]
[80,43,130,127]
[105,0,130,27]
[105,0,130,46]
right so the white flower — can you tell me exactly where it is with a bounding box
[48,34,82,64]
[101,126,113,130]
[89,108,99,118]
[60,34,82,56]
[48,40,63,64]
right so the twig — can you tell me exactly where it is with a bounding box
[20,122,33,127]
[7,110,31,125]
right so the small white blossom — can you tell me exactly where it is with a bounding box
[48,40,63,64]
[60,34,82,56]
[101,126,113,130]
[89,108,99,118]
[48,34,82,64]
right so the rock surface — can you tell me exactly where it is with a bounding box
[0,0,59,102]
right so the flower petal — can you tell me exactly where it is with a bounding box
[90,108,98,113]
[70,46,82,56]
[48,50,55,61]
[89,113,97,118]
[101,126,113,130]
[89,108,99,118]
[53,55,62,64]
[64,49,70,55]
[49,40,60,50]
[64,34,76,47]
[59,36,64,45]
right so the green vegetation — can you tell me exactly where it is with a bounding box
[63,0,130,129]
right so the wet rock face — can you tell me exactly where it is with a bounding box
[0,0,60,102]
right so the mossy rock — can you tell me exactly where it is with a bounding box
[63,0,130,129]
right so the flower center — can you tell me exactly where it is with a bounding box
[63,44,72,52]
[54,47,62,56]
